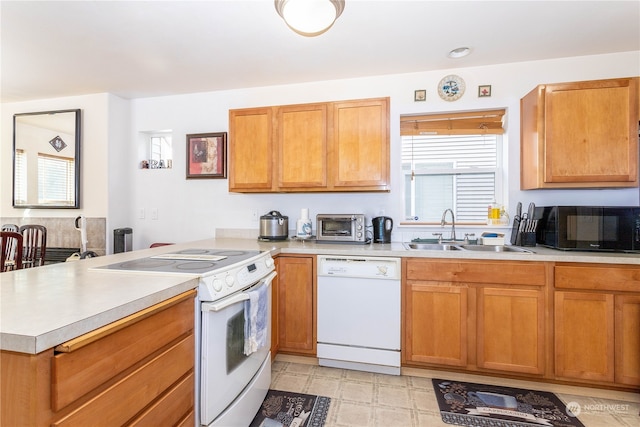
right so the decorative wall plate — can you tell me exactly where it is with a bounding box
[438,75,465,101]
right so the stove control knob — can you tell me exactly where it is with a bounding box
[265,258,274,268]
[225,275,235,287]
[212,279,223,292]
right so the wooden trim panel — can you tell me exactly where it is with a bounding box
[52,290,195,411]
[405,258,546,286]
[54,290,196,353]
[555,264,640,292]
[128,371,194,426]
[52,334,194,427]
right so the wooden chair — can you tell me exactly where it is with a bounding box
[19,225,47,268]
[1,224,19,232]
[150,243,174,248]
[1,231,23,272]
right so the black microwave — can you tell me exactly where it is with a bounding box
[535,206,640,253]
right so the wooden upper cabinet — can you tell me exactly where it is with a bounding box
[229,97,390,193]
[521,77,639,189]
[277,103,328,190]
[228,107,274,192]
[330,98,390,191]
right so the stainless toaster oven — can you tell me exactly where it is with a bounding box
[316,214,369,244]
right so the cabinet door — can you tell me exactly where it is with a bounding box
[521,77,639,189]
[545,78,638,185]
[403,282,468,367]
[277,255,316,354]
[477,287,545,375]
[554,291,615,382]
[228,107,274,191]
[615,294,640,386]
[277,103,327,190]
[330,98,390,191]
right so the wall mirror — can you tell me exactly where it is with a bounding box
[13,109,81,208]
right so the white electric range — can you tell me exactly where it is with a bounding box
[94,248,276,427]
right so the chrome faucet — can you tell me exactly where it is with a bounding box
[440,209,456,241]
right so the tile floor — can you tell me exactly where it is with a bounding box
[271,355,639,427]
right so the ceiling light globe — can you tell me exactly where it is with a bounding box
[275,0,345,37]
[448,47,471,59]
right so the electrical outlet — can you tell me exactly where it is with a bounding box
[251,210,258,222]
[138,208,145,219]
[151,208,158,220]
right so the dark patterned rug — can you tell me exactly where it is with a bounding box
[433,379,586,427]
[250,389,331,427]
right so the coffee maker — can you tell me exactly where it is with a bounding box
[372,216,393,243]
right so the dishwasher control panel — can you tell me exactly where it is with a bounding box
[317,255,401,280]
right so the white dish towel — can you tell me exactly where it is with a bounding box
[244,282,268,355]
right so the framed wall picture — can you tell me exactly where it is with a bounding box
[478,85,492,97]
[186,132,227,179]
[414,89,426,102]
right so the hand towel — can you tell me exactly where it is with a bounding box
[244,282,268,355]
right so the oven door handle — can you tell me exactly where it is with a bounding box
[202,271,277,312]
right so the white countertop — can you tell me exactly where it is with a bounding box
[2,237,638,354]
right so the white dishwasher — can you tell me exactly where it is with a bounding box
[317,255,401,375]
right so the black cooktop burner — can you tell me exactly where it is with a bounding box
[175,261,217,270]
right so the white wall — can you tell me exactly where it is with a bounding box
[106,94,132,254]
[2,52,638,250]
[128,52,640,248]
[1,93,111,218]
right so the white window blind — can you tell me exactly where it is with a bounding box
[402,133,501,223]
[37,153,75,205]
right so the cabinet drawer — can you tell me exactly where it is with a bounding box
[405,259,546,286]
[128,371,194,427]
[52,334,194,427]
[555,264,640,292]
[52,291,195,411]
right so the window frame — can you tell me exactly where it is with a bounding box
[400,109,507,226]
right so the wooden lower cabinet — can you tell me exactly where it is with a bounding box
[554,263,640,388]
[1,290,196,427]
[404,283,468,367]
[615,295,640,386]
[275,255,316,355]
[554,291,615,382]
[403,258,548,378]
[477,287,545,375]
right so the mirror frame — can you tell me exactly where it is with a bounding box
[12,109,81,209]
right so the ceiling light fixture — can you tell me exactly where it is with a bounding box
[448,47,471,59]
[275,0,345,37]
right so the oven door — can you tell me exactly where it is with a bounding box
[200,271,275,426]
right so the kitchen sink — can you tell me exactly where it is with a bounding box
[403,243,461,251]
[404,242,534,253]
[457,245,534,253]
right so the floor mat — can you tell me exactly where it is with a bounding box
[433,378,586,427]
[250,389,331,427]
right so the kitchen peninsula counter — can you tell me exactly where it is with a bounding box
[2,237,638,355]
